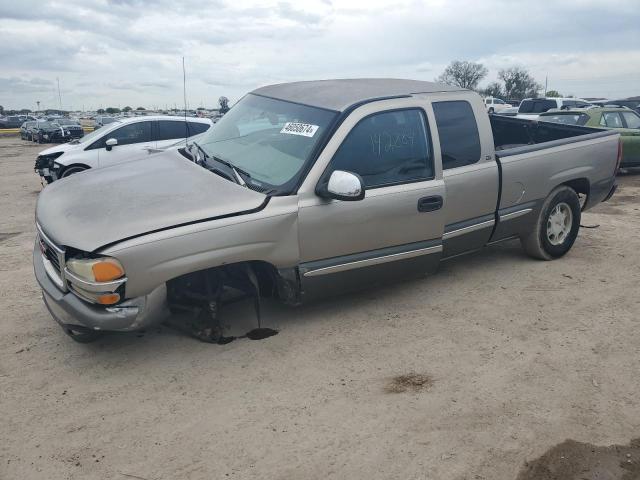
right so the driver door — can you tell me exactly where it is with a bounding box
[297,102,445,298]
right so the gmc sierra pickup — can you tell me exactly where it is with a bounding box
[33,79,620,343]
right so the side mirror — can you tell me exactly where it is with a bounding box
[317,170,365,201]
[105,138,118,151]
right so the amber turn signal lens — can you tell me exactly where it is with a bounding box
[92,261,125,282]
[97,293,120,305]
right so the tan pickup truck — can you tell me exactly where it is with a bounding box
[33,79,620,343]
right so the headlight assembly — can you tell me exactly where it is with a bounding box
[66,257,125,282]
[65,257,126,305]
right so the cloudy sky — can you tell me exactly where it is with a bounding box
[1,0,639,110]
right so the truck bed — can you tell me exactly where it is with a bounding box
[489,113,619,245]
[490,114,615,154]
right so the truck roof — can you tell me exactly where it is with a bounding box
[252,78,464,112]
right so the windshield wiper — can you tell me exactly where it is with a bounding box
[191,141,251,186]
[209,154,252,186]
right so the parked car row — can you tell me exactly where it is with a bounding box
[1,114,37,129]
[20,118,85,143]
[34,116,212,182]
[486,95,640,121]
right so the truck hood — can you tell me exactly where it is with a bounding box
[36,149,268,252]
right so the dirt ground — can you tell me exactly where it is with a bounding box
[1,135,639,480]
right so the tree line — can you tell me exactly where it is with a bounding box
[435,60,561,101]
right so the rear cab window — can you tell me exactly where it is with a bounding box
[432,100,481,169]
[330,109,434,188]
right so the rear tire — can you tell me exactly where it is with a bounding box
[521,186,581,260]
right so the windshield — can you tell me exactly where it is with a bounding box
[37,121,54,128]
[196,94,337,192]
[55,119,79,126]
[519,99,557,114]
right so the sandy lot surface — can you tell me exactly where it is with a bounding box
[1,136,639,480]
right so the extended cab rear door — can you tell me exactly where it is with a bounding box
[296,98,445,297]
[427,92,499,258]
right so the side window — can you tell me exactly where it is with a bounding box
[330,109,433,188]
[88,122,151,149]
[603,112,623,128]
[187,122,211,135]
[432,100,481,169]
[111,122,152,146]
[495,99,504,105]
[156,121,189,141]
[621,112,640,129]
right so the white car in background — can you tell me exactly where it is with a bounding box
[517,97,592,120]
[484,97,512,113]
[34,116,212,183]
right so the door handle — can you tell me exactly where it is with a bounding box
[417,195,443,212]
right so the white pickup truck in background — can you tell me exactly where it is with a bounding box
[484,97,512,113]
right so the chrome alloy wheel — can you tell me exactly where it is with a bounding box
[546,202,573,245]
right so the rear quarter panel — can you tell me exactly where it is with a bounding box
[498,133,619,212]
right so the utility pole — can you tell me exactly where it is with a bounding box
[56,77,63,111]
[544,75,548,97]
[36,100,41,112]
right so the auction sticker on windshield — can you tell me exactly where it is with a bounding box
[280,122,319,137]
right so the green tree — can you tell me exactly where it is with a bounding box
[546,90,561,98]
[105,107,121,114]
[97,108,105,114]
[436,60,488,90]
[0,105,3,115]
[136,106,145,110]
[123,106,132,112]
[482,81,505,98]
[498,67,542,101]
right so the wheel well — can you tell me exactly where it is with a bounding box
[61,163,91,176]
[166,260,300,306]
[561,178,589,197]
[560,178,590,210]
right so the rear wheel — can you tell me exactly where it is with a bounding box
[521,186,581,260]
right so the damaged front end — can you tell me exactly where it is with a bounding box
[35,152,64,184]
[166,262,301,343]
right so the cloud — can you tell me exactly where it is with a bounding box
[0,0,639,109]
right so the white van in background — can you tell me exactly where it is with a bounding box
[34,116,212,183]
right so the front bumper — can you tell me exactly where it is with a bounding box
[33,243,168,332]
